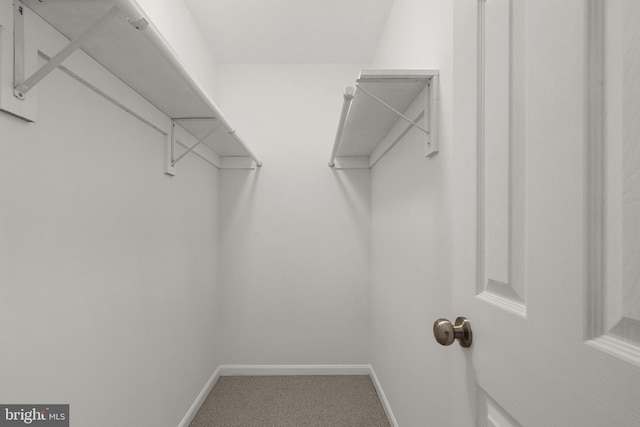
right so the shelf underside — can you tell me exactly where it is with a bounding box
[337,71,435,158]
[22,0,250,157]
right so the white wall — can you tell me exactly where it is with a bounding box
[370,0,454,425]
[216,64,372,365]
[0,15,221,427]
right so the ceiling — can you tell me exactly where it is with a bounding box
[184,0,395,64]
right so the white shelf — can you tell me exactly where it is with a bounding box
[329,69,439,169]
[15,0,261,169]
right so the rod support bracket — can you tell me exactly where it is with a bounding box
[343,86,354,100]
[126,17,148,30]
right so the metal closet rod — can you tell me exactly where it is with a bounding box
[328,86,355,167]
[112,0,263,167]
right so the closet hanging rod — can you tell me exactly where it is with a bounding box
[328,86,355,167]
[172,117,217,122]
[112,0,263,167]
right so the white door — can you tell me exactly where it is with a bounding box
[451,0,640,425]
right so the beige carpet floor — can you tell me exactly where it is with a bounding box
[189,375,390,427]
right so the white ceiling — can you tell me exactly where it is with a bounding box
[184,0,395,64]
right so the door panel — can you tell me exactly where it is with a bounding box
[586,0,640,364]
[477,0,527,315]
[478,389,522,427]
[453,0,640,425]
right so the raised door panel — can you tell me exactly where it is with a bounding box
[477,388,522,427]
[587,0,640,366]
[477,0,526,316]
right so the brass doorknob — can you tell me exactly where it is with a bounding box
[433,317,472,347]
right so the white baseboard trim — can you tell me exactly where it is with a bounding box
[177,367,221,427]
[218,364,371,376]
[369,366,399,427]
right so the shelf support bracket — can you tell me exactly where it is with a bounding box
[14,5,120,100]
[171,120,221,167]
[355,83,430,136]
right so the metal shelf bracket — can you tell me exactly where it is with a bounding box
[13,3,119,100]
[166,118,229,175]
[355,83,431,136]
[170,119,221,167]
